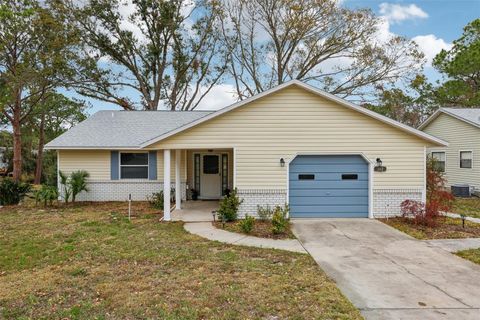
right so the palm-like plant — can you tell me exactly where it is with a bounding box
[69,170,89,202]
[59,170,72,203]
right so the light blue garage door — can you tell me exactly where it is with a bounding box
[289,155,369,218]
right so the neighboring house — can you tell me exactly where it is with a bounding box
[420,108,480,191]
[45,81,446,220]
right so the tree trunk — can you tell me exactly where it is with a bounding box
[12,96,22,182]
[34,112,46,184]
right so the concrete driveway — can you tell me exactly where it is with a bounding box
[291,219,480,320]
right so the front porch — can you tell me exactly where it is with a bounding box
[171,200,219,222]
[162,148,233,221]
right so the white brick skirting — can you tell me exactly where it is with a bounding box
[59,181,187,202]
[373,188,423,218]
[236,187,422,218]
[237,189,287,218]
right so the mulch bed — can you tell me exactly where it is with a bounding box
[213,220,295,239]
[379,216,480,240]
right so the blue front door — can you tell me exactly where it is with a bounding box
[289,155,369,218]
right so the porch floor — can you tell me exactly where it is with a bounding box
[171,200,219,222]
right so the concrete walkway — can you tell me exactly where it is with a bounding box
[171,201,218,222]
[425,238,480,252]
[446,212,480,224]
[184,222,307,254]
[291,219,480,320]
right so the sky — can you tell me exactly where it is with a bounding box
[81,0,480,114]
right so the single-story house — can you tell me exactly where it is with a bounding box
[420,108,480,191]
[45,80,447,220]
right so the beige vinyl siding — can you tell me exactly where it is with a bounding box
[59,150,110,180]
[59,150,187,182]
[148,85,429,189]
[422,113,480,189]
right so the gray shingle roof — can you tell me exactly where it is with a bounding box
[45,110,213,149]
[443,108,480,127]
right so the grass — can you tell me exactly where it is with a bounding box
[379,217,480,240]
[0,202,362,319]
[456,248,480,265]
[452,197,480,219]
[213,220,296,239]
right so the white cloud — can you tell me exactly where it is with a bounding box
[195,84,238,110]
[379,3,428,24]
[412,34,452,65]
[375,17,395,43]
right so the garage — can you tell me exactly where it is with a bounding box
[289,155,369,218]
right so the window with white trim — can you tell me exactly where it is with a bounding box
[120,152,148,179]
[460,151,472,169]
[431,152,446,172]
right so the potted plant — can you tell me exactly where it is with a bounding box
[191,188,198,200]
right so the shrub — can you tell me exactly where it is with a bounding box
[239,215,255,233]
[272,204,289,234]
[147,191,164,209]
[218,188,243,222]
[70,170,89,202]
[35,185,58,207]
[59,170,89,203]
[0,178,31,205]
[257,205,274,220]
[400,194,454,227]
[401,158,456,227]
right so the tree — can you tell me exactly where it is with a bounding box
[219,0,424,100]
[433,18,480,107]
[62,0,228,111]
[0,0,80,181]
[364,75,435,127]
[31,93,87,184]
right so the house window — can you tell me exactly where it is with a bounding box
[203,155,219,174]
[431,152,446,172]
[120,152,148,179]
[298,174,315,180]
[460,151,472,169]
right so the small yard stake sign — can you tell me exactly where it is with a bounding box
[128,194,132,220]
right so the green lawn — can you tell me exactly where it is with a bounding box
[452,197,480,219]
[0,202,361,319]
[456,248,480,265]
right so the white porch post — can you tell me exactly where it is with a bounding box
[163,149,171,221]
[175,149,181,210]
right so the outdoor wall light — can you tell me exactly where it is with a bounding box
[280,158,285,167]
[374,158,387,172]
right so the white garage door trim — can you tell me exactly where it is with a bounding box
[286,152,374,219]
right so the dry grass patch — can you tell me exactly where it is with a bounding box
[213,220,295,239]
[0,202,361,319]
[379,217,480,240]
[453,197,480,219]
[456,248,480,265]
